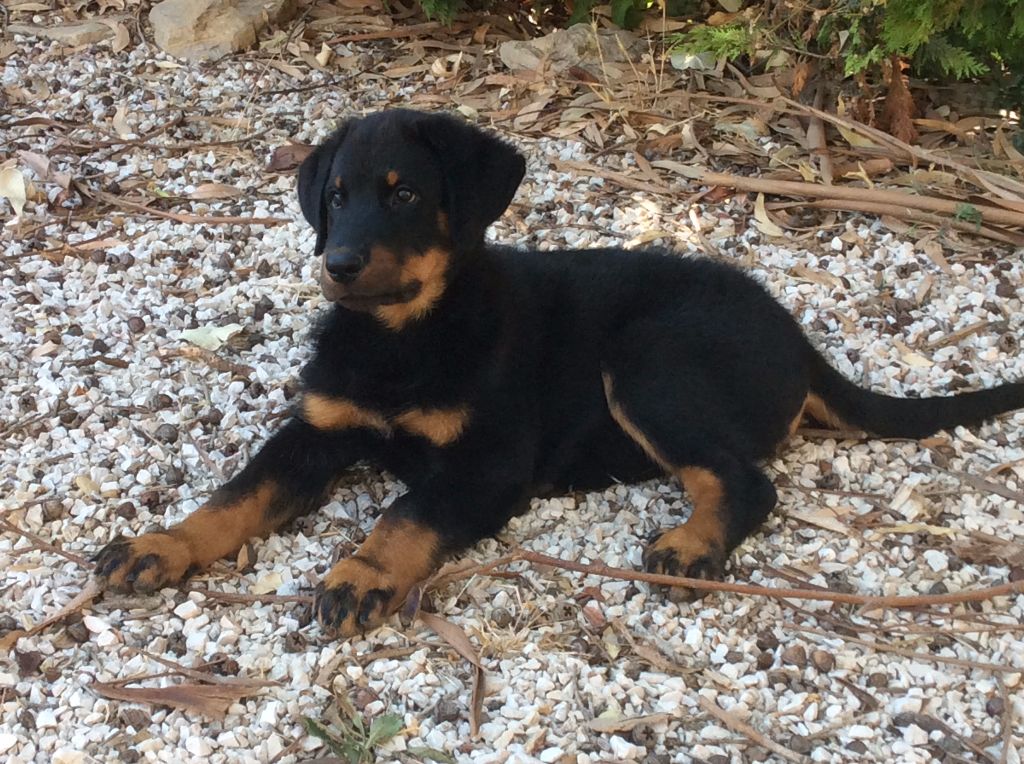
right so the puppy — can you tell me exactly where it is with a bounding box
[94,109,1024,637]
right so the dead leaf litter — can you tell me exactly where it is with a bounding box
[2,9,1024,764]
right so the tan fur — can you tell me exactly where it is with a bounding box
[103,483,278,591]
[375,247,450,331]
[395,406,471,446]
[302,392,390,433]
[386,170,399,187]
[804,392,849,429]
[602,373,672,469]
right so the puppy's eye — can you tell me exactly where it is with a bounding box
[394,187,417,205]
[329,190,344,209]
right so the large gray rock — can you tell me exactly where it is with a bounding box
[149,0,295,61]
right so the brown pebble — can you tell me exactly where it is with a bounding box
[115,501,137,519]
[16,650,44,676]
[139,490,161,509]
[200,408,223,425]
[154,423,179,443]
[42,499,64,522]
[152,393,173,409]
[119,708,151,730]
[811,649,835,672]
[92,338,110,353]
[283,632,307,653]
[43,329,62,345]
[781,644,807,667]
[756,651,774,670]
[788,734,813,754]
[434,698,461,723]
[756,630,779,650]
[491,607,512,628]
[66,621,90,643]
[996,282,1016,298]
[630,722,657,747]
[18,709,36,731]
[164,465,184,484]
[253,295,274,322]
[1010,566,1024,583]
[867,671,888,688]
[353,687,380,711]
[127,316,146,333]
[986,697,1005,717]
[210,653,240,675]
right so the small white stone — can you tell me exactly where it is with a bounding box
[95,629,119,647]
[609,735,645,759]
[174,600,201,619]
[83,615,110,633]
[52,751,85,764]
[848,724,875,739]
[922,549,948,572]
[0,734,17,755]
[185,737,212,756]
[903,724,929,746]
[540,747,565,763]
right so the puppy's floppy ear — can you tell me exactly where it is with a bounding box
[414,112,526,252]
[297,122,350,256]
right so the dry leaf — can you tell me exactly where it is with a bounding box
[268,60,304,80]
[951,532,1024,567]
[315,43,333,68]
[789,264,841,289]
[754,193,786,237]
[181,323,244,351]
[267,142,314,173]
[419,612,482,668]
[110,22,130,53]
[251,571,283,595]
[189,183,243,200]
[873,523,957,537]
[588,712,673,733]
[91,681,263,718]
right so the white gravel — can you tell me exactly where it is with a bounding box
[2,25,1024,764]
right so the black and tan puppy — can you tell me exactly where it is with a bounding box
[94,109,1024,637]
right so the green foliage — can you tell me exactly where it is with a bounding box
[669,0,1024,87]
[304,712,405,764]
[418,0,461,23]
[670,21,757,60]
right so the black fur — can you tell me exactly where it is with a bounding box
[93,108,1024,635]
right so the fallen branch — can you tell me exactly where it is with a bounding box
[702,172,1024,229]
[77,184,291,227]
[698,696,806,763]
[805,200,1024,247]
[474,549,1024,609]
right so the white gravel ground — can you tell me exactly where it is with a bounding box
[2,28,1024,764]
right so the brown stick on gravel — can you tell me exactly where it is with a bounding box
[698,696,806,763]
[474,550,1024,609]
[701,172,1024,228]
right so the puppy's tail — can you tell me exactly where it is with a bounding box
[806,350,1024,439]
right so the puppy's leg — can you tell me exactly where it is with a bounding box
[315,480,527,638]
[94,420,368,593]
[603,372,778,601]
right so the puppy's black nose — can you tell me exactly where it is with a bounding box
[324,249,366,284]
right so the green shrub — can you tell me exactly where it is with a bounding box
[672,0,1024,84]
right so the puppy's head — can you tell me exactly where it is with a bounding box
[297,109,525,329]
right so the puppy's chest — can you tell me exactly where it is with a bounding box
[300,390,472,447]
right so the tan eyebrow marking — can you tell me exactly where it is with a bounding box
[386,170,399,187]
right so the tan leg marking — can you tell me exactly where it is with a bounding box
[804,393,849,429]
[602,372,672,469]
[394,406,471,446]
[386,170,399,187]
[97,483,279,593]
[787,398,807,438]
[317,517,441,636]
[301,392,390,433]
[375,247,450,331]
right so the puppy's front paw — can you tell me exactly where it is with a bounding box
[642,526,726,603]
[93,532,196,594]
[314,557,404,638]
